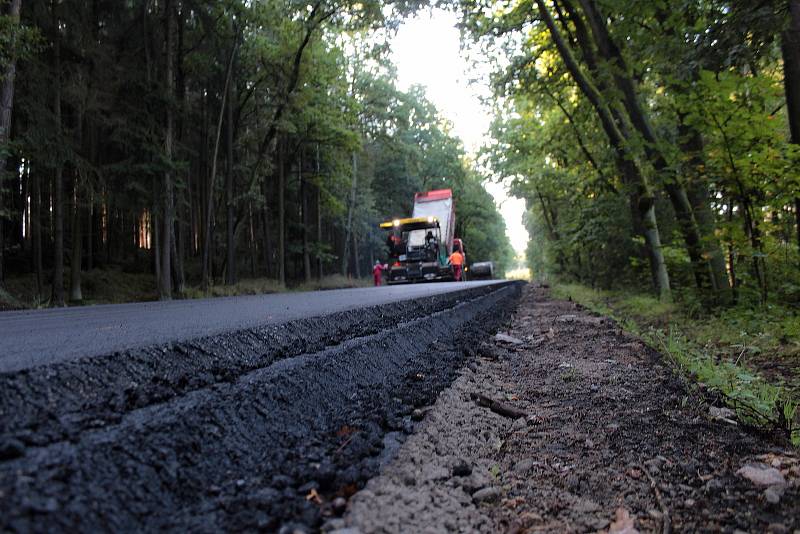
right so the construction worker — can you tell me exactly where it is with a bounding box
[448,248,464,281]
[373,261,387,286]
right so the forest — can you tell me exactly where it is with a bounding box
[0,0,514,306]
[463,0,800,308]
[455,0,800,432]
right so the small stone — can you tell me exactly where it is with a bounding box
[708,406,736,421]
[422,465,450,481]
[764,484,786,504]
[555,314,577,322]
[493,333,524,345]
[452,460,472,477]
[411,409,425,421]
[703,478,724,494]
[766,523,788,533]
[321,519,346,532]
[511,418,527,431]
[514,458,536,474]
[472,486,501,504]
[684,498,695,508]
[0,439,25,461]
[332,497,347,516]
[29,497,59,513]
[737,463,786,487]
[402,473,416,486]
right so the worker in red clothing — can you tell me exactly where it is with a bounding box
[373,261,387,286]
[448,249,465,281]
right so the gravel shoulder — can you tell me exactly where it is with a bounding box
[339,284,799,533]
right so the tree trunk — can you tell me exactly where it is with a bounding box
[69,184,83,303]
[32,171,43,298]
[535,0,670,300]
[260,175,272,277]
[202,42,236,289]
[352,227,360,279]
[300,152,311,283]
[576,0,714,292]
[174,1,186,294]
[679,121,731,299]
[783,0,800,257]
[160,0,174,300]
[86,198,93,272]
[278,139,286,285]
[51,2,65,307]
[225,82,236,285]
[316,143,323,280]
[342,151,357,276]
[152,208,160,283]
[248,200,256,276]
[0,0,21,288]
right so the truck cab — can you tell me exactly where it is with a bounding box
[379,189,467,283]
[380,217,449,283]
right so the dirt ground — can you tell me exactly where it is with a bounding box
[338,285,799,533]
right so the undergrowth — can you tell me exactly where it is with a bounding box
[552,283,799,446]
[3,269,372,308]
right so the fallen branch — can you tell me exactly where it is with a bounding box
[470,392,527,419]
[638,462,671,534]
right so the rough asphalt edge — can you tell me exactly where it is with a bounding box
[337,285,800,534]
[328,346,514,534]
[0,282,523,532]
[0,282,508,448]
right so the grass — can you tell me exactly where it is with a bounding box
[552,283,799,446]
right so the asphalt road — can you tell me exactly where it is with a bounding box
[0,280,505,374]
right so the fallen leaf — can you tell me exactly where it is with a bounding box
[608,507,639,534]
[502,497,525,509]
[305,488,322,505]
[627,468,642,480]
[336,425,356,438]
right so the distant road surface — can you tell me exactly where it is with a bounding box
[0,281,506,373]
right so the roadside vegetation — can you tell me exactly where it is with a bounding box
[0,0,513,307]
[0,268,370,309]
[552,283,799,445]
[459,0,800,443]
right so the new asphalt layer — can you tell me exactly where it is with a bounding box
[0,280,504,373]
[0,280,522,532]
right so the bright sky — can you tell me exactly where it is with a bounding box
[390,9,530,256]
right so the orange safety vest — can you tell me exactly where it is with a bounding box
[448,251,464,266]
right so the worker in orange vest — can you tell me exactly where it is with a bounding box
[373,261,388,286]
[448,249,464,281]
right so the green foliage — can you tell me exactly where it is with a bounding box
[2,0,510,291]
[458,0,800,308]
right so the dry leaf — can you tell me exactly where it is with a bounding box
[608,507,639,534]
[305,488,322,505]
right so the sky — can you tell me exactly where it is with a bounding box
[390,10,530,256]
